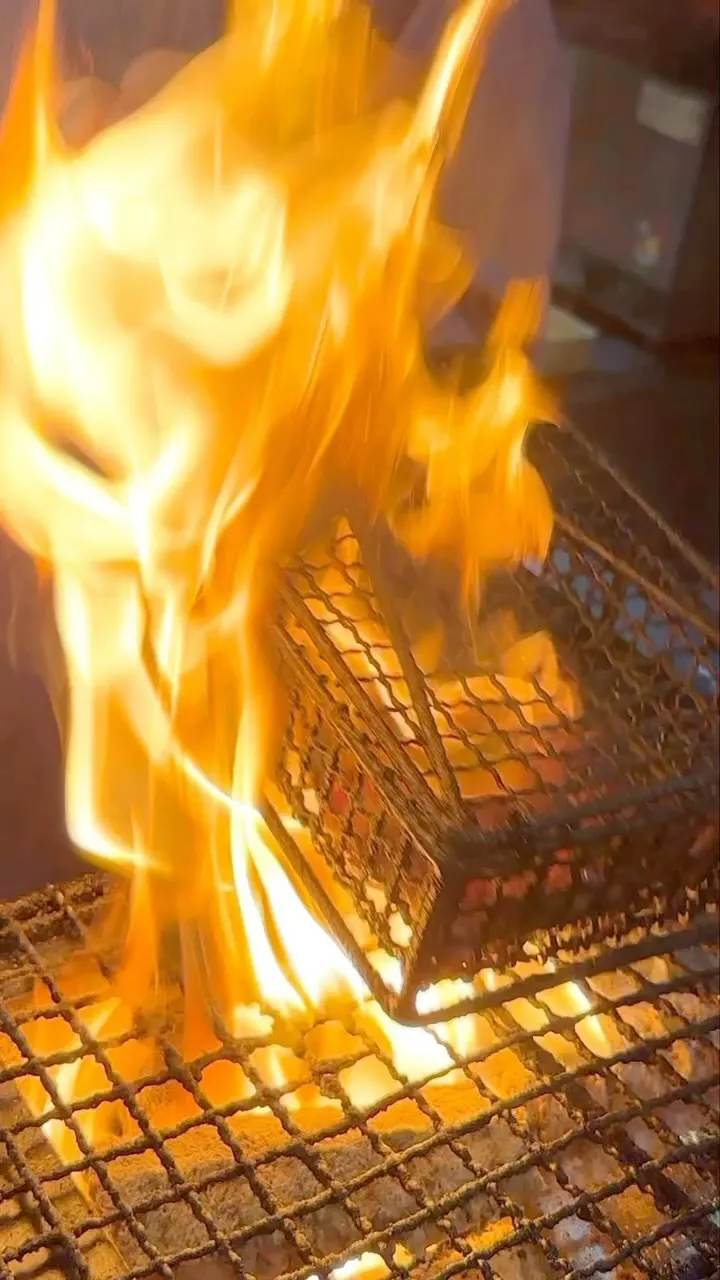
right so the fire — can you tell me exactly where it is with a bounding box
[481,962,609,1059]
[0,0,565,1121]
[326,1255,390,1280]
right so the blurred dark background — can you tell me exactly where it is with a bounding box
[0,0,718,899]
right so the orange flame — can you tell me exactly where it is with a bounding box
[0,0,559,1068]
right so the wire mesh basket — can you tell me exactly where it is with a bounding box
[272,422,719,1020]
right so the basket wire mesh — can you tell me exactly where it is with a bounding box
[272,422,719,1018]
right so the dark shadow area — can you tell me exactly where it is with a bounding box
[561,350,719,568]
[0,536,84,899]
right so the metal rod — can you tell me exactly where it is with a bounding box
[565,420,720,592]
[556,511,720,648]
[354,510,465,818]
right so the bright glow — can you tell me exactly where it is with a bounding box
[541,962,609,1058]
[0,0,572,1118]
[331,1255,389,1280]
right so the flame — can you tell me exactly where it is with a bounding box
[17,976,142,1190]
[541,964,609,1059]
[0,0,562,1110]
[482,963,609,1059]
[327,1255,389,1280]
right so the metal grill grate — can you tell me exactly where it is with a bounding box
[0,875,718,1279]
[273,422,719,1017]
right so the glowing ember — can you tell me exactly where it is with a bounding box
[481,962,610,1060]
[0,0,561,1094]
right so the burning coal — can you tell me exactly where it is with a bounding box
[0,0,565,1055]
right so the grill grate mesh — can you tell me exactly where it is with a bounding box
[0,875,717,1279]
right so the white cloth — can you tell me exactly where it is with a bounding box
[377,0,572,327]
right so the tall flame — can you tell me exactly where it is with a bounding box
[0,0,555,1045]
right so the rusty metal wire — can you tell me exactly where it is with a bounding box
[273,422,719,1016]
[0,875,717,1279]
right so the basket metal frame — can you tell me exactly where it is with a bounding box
[271,422,719,1020]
